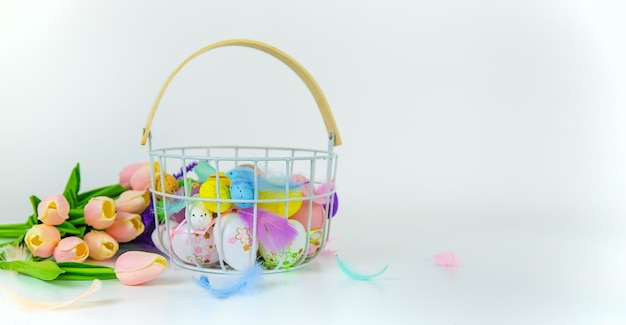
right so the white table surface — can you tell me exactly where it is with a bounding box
[2,222,624,325]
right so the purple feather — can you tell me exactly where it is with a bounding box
[173,161,199,180]
[239,208,298,252]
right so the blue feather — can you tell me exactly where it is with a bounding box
[336,254,388,281]
[193,263,263,298]
[165,198,186,214]
[226,167,303,191]
[194,161,217,182]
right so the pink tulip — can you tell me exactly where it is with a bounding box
[114,251,168,286]
[115,190,150,214]
[37,194,70,226]
[83,230,119,261]
[83,196,117,229]
[130,163,158,191]
[105,212,145,243]
[24,224,61,258]
[119,162,146,189]
[53,236,89,262]
[119,162,160,191]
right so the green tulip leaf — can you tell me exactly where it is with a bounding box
[56,221,85,238]
[77,184,126,207]
[63,163,81,208]
[27,195,41,226]
[0,260,64,281]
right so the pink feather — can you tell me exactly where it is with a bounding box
[312,180,335,204]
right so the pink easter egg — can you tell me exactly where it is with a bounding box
[289,200,325,230]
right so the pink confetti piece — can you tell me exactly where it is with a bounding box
[321,235,339,256]
[321,248,339,256]
[433,251,459,268]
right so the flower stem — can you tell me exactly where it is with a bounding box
[0,223,29,230]
[69,216,86,227]
[69,209,84,218]
[56,262,117,280]
[55,273,118,281]
[57,267,115,275]
[0,229,27,238]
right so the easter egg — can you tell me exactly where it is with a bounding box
[259,220,307,269]
[188,201,214,231]
[289,200,326,230]
[169,221,219,266]
[198,173,232,213]
[229,181,255,208]
[257,189,303,217]
[291,174,311,197]
[151,223,181,258]
[238,163,263,175]
[307,229,324,257]
[154,173,179,199]
[168,180,203,223]
[213,212,258,271]
[151,224,168,255]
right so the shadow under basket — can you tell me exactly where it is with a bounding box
[141,39,342,274]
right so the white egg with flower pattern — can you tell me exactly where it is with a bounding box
[150,224,168,255]
[152,221,219,266]
[213,212,258,271]
[259,219,307,269]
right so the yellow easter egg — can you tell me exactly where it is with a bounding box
[258,189,303,217]
[154,173,179,199]
[199,173,232,213]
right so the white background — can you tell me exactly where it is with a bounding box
[1,1,625,324]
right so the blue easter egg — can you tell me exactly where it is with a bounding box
[230,182,255,208]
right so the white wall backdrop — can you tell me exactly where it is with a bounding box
[1,0,625,236]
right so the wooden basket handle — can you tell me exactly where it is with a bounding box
[141,39,342,146]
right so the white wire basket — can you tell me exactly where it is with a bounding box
[140,39,342,274]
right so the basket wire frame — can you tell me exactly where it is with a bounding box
[140,39,342,275]
[147,132,338,274]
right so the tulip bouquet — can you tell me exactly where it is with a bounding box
[0,163,167,286]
